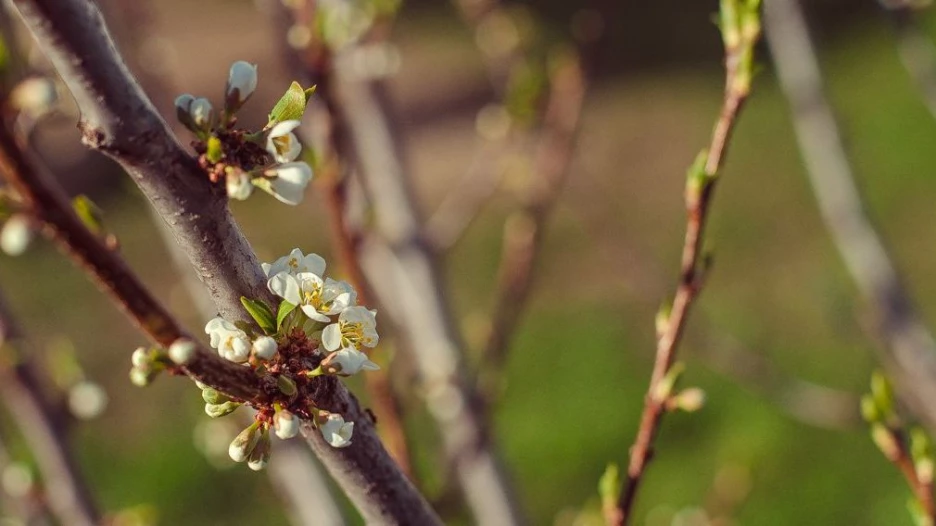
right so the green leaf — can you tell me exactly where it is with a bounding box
[240,297,276,334]
[598,463,621,515]
[268,81,311,125]
[277,301,298,331]
[72,195,105,235]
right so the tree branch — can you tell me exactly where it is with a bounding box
[0,290,100,526]
[764,0,936,431]
[6,0,441,522]
[615,4,761,521]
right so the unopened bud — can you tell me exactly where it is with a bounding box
[205,401,241,418]
[174,93,196,130]
[225,61,258,113]
[274,408,300,439]
[10,77,57,117]
[129,366,155,387]
[652,362,685,403]
[1,214,34,256]
[168,338,197,365]
[189,97,214,132]
[247,426,271,471]
[201,387,231,405]
[252,336,277,360]
[131,347,150,368]
[871,423,900,461]
[229,422,261,463]
[671,387,706,413]
[860,394,881,423]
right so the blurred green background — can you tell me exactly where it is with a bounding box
[3,0,936,524]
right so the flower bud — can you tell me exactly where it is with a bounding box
[274,408,300,440]
[671,387,706,413]
[131,347,150,368]
[247,426,271,471]
[189,97,215,132]
[225,61,258,113]
[129,366,155,387]
[168,338,197,365]
[201,387,231,405]
[252,336,278,360]
[205,401,240,418]
[226,169,253,201]
[229,422,261,463]
[174,93,196,129]
[1,214,34,256]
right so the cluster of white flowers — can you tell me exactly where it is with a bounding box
[175,60,314,206]
[264,248,380,378]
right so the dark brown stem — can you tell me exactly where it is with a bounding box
[0,292,100,526]
[615,46,751,526]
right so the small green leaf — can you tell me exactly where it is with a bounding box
[598,463,621,517]
[268,81,310,125]
[206,135,223,164]
[72,195,105,235]
[240,297,276,334]
[277,301,298,331]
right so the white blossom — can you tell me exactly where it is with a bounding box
[262,248,326,279]
[225,61,258,110]
[322,306,378,352]
[263,162,313,205]
[226,169,253,201]
[252,336,278,360]
[268,271,355,322]
[273,408,300,439]
[130,347,149,368]
[319,413,353,448]
[205,317,251,363]
[1,215,33,256]
[266,120,302,163]
[323,348,380,376]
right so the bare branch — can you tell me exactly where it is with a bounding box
[764,0,936,430]
[883,3,936,122]
[0,291,100,526]
[6,0,441,521]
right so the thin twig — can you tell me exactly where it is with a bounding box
[615,6,760,522]
[1,0,440,515]
[0,291,100,526]
[0,126,271,402]
[273,1,525,522]
[764,0,936,431]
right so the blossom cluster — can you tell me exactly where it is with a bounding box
[184,249,378,469]
[174,61,314,206]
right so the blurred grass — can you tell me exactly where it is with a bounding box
[3,4,936,525]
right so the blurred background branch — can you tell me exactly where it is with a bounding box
[765,0,936,430]
[0,290,99,526]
